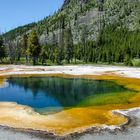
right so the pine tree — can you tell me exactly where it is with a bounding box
[64,27,73,63]
[81,25,88,62]
[0,36,6,62]
[27,30,41,65]
[40,46,47,65]
[22,34,28,63]
[57,15,65,64]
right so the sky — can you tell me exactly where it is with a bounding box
[0,0,64,33]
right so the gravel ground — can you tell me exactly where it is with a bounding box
[0,128,44,140]
[0,126,140,140]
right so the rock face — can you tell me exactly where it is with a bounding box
[62,0,90,10]
[64,0,71,4]
[63,0,89,6]
[63,0,71,7]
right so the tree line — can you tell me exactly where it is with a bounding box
[0,24,140,66]
[0,26,74,65]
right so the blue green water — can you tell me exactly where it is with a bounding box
[0,77,130,113]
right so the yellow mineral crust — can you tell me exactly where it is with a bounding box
[0,102,127,136]
[0,78,5,87]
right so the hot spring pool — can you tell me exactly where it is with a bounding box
[0,76,132,113]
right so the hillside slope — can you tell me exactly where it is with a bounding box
[3,0,140,43]
[1,0,140,65]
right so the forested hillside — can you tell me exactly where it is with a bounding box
[0,0,140,66]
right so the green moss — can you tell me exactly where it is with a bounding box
[78,91,137,107]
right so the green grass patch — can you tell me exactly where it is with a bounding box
[132,58,140,67]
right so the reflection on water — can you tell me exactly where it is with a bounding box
[0,77,129,113]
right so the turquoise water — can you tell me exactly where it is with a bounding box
[0,76,129,113]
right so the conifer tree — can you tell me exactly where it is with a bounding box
[64,27,73,63]
[0,36,6,62]
[27,30,41,65]
[22,34,28,63]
